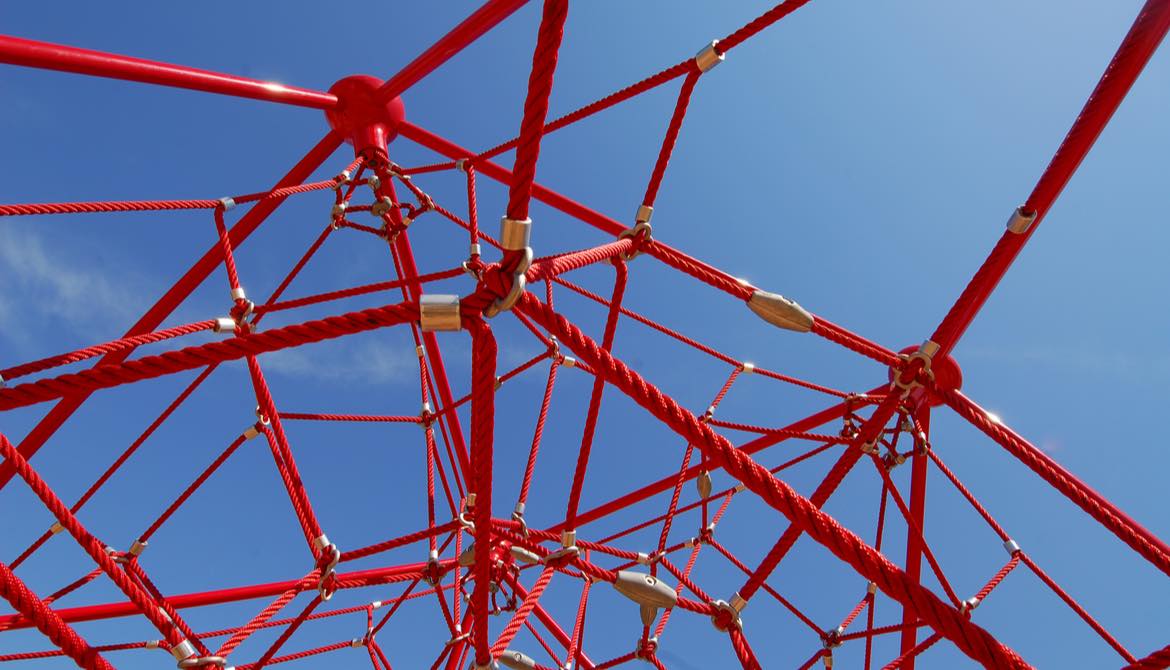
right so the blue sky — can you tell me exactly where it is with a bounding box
[1,1,1168,668]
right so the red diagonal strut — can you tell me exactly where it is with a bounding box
[0,35,338,109]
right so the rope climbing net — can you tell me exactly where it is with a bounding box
[1,2,1169,669]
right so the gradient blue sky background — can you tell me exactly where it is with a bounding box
[2,1,1168,668]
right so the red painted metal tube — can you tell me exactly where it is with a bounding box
[375,0,529,103]
[899,406,930,667]
[929,0,1170,354]
[0,2,529,489]
[0,35,337,109]
[0,562,436,632]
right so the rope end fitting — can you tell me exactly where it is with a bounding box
[747,290,813,332]
[635,205,653,225]
[485,217,534,318]
[1005,206,1036,234]
[618,213,652,261]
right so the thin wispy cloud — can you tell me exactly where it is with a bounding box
[0,227,137,348]
[260,340,420,386]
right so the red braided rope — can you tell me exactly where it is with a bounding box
[0,561,114,670]
[516,294,1031,669]
[505,0,569,220]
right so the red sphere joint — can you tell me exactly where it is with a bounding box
[324,75,405,164]
[889,345,962,407]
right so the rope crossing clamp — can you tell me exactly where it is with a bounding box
[313,534,341,601]
[891,340,938,394]
[618,205,653,260]
[171,640,228,668]
[545,529,579,565]
[710,592,746,631]
[458,494,477,531]
[512,502,529,537]
[484,217,533,318]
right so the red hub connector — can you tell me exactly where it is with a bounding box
[323,75,405,166]
[889,345,962,407]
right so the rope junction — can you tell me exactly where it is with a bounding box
[1,1,1169,668]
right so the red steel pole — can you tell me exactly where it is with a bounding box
[928,0,1170,355]
[0,0,531,491]
[0,35,338,109]
[899,405,930,666]
[374,0,529,103]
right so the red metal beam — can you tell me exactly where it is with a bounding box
[374,0,529,103]
[0,34,337,109]
[0,0,531,490]
[0,562,436,632]
[899,406,930,666]
[928,0,1170,355]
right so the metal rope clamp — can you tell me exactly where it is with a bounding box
[544,529,579,566]
[420,294,462,332]
[484,217,533,318]
[313,534,341,601]
[172,640,226,668]
[709,593,746,631]
[458,494,477,531]
[618,205,653,260]
[512,501,529,537]
[891,340,938,395]
[822,625,845,650]
[424,548,442,586]
[371,196,394,218]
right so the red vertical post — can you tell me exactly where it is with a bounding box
[898,405,930,665]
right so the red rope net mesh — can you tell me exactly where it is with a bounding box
[1,1,1169,669]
